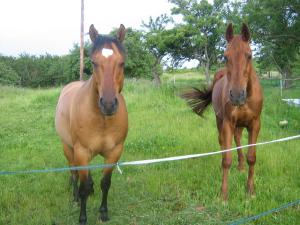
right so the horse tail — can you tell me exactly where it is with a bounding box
[181,69,226,116]
[181,86,213,116]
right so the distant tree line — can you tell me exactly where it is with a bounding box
[0,0,299,87]
[0,27,156,87]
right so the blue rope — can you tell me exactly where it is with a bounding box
[0,163,116,175]
[1,134,300,176]
[229,199,300,225]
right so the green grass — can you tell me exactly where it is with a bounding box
[0,73,300,225]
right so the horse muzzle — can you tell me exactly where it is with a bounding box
[229,89,247,106]
[98,97,119,116]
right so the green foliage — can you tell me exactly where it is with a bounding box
[65,43,93,81]
[122,28,156,79]
[244,0,300,80]
[0,53,83,88]
[0,27,157,87]
[0,61,20,85]
[169,0,227,83]
[142,14,173,84]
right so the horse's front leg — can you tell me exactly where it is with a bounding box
[63,143,80,202]
[234,127,245,171]
[247,118,260,196]
[99,144,124,222]
[74,144,93,225]
[220,120,234,201]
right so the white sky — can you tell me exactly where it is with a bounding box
[0,0,174,56]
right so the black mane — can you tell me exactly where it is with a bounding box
[90,35,125,56]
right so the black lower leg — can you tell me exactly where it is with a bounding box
[89,171,94,195]
[70,173,79,202]
[78,174,94,225]
[99,173,112,222]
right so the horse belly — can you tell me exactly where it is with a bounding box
[55,112,73,147]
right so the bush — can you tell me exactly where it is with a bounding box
[0,61,20,86]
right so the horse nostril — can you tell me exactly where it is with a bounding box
[240,90,247,100]
[113,98,119,108]
[230,90,233,98]
[99,97,104,107]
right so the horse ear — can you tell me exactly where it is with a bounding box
[241,23,250,42]
[89,24,99,43]
[226,23,234,42]
[117,24,126,43]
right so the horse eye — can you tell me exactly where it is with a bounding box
[224,56,228,63]
[119,62,125,68]
[247,54,252,60]
[91,61,97,67]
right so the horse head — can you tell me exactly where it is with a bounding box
[224,23,252,106]
[89,24,126,116]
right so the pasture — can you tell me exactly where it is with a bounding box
[0,72,300,225]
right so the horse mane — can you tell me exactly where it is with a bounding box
[90,35,126,56]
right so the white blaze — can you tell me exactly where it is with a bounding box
[102,48,113,58]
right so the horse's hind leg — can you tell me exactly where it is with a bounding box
[234,127,245,171]
[99,144,124,222]
[63,143,79,202]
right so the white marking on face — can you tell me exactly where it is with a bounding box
[102,48,113,58]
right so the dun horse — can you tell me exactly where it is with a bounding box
[55,24,128,224]
[183,23,263,200]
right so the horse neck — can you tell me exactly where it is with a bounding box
[246,63,259,96]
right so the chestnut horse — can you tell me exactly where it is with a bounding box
[55,24,127,224]
[182,23,263,200]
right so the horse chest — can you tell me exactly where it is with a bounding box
[231,104,256,126]
[95,126,124,150]
[74,117,127,155]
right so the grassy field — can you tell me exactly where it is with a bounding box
[0,72,300,225]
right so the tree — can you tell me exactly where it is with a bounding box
[244,0,300,87]
[122,28,156,79]
[142,14,173,85]
[169,0,226,84]
[110,27,156,79]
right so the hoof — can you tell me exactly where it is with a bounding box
[220,191,228,202]
[247,183,255,197]
[221,200,228,206]
[74,196,79,203]
[90,186,95,195]
[247,190,256,198]
[237,165,245,172]
[73,193,79,203]
[99,212,110,222]
[79,220,87,225]
[79,215,87,225]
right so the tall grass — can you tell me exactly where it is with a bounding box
[0,74,299,225]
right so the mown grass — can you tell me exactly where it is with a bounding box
[0,73,300,225]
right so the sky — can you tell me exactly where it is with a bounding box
[0,0,174,57]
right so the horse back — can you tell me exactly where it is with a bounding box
[211,69,227,118]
